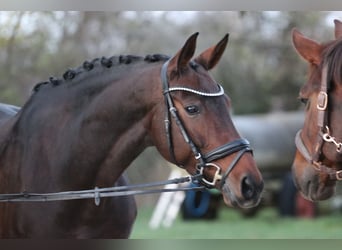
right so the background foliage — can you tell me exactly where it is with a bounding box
[0,11,337,113]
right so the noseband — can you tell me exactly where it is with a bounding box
[295,64,342,181]
[161,60,252,189]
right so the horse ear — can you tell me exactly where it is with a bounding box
[194,34,229,70]
[168,32,199,75]
[292,28,322,65]
[334,19,342,39]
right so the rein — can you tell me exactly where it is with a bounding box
[295,64,342,181]
[0,175,204,205]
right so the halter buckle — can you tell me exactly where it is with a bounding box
[195,153,202,160]
[336,170,342,181]
[317,91,328,111]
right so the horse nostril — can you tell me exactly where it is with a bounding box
[241,176,256,200]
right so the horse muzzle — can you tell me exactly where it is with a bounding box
[292,160,336,201]
[197,139,263,208]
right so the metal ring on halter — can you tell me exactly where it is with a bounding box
[322,126,342,153]
[336,170,342,181]
[317,91,328,111]
[296,129,342,181]
[198,163,222,187]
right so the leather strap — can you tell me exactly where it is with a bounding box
[219,147,251,189]
[313,64,329,163]
[161,60,205,168]
[296,129,342,181]
[204,138,252,163]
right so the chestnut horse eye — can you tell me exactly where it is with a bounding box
[299,97,308,105]
[185,105,200,115]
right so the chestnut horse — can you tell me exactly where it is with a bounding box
[292,19,342,201]
[0,33,263,238]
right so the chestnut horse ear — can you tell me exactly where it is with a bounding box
[168,32,199,75]
[334,19,342,39]
[292,28,322,65]
[194,34,229,70]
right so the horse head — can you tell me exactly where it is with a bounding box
[151,33,263,208]
[292,19,342,201]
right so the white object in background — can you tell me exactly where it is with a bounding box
[148,167,186,229]
[162,189,185,228]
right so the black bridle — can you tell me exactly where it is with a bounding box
[161,60,253,189]
[295,63,342,181]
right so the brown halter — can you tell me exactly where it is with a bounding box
[295,64,342,181]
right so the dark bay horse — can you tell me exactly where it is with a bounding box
[0,33,263,238]
[292,19,342,201]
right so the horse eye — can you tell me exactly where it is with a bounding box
[299,98,308,105]
[185,105,200,115]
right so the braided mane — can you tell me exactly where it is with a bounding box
[32,54,170,92]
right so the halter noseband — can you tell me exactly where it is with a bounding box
[161,60,252,188]
[295,64,342,181]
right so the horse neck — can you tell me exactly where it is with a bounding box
[76,67,160,185]
[3,61,163,190]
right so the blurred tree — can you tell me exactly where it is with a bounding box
[0,11,333,112]
[180,11,331,113]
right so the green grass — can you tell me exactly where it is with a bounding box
[130,207,342,239]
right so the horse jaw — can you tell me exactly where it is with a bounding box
[292,160,336,201]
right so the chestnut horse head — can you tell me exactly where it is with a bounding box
[292,19,342,201]
[0,33,263,238]
[153,33,263,207]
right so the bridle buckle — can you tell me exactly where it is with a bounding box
[198,163,222,187]
[195,153,202,160]
[317,91,328,111]
[336,170,342,181]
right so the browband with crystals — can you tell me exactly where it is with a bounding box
[165,84,225,97]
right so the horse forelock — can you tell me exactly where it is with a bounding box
[323,38,342,86]
[32,54,170,93]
